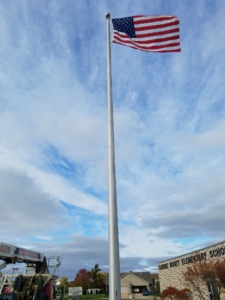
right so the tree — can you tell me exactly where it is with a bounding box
[89,264,106,289]
[214,259,225,289]
[74,269,91,292]
[155,281,160,293]
[69,281,75,287]
[58,276,70,293]
[89,264,101,287]
[96,271,107,290]
[183,257,225,300]
[87,264,106,290]
[162,286,189,300]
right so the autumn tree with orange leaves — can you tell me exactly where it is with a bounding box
[74,268,91,291]
[162,286,190,300]
[183,257,225,300]
[73,264,106,292]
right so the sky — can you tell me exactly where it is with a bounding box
[0,0,225,280]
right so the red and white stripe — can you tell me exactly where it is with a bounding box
[112,15,181,52]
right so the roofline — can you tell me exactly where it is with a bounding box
[158,240,225,264]
[120,271,151,277]
[120,272,130,278]
[121,272,151,284]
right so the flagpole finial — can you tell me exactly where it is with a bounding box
[105,12,110,19]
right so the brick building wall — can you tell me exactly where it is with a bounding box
[158,241,225,300]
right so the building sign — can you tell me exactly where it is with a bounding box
[181,252,206,265]
[159,245,225,271]
[209,246,225,258]
[68,287,83,299]
[159,251,207,270]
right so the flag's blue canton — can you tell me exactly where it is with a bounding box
[112,17,136,38]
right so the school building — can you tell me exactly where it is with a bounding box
[158,240,225,300]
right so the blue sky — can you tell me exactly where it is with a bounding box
[0,0,225,280]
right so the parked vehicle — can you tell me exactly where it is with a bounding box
[142,289,149,296]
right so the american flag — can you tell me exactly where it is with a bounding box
[112,15,181,52]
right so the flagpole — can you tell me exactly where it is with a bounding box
[105,12,121,300]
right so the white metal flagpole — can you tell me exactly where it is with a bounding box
[105,12,121,300]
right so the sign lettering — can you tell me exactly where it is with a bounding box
[159,263,168,270]
[209,247,225,258]
[159,251,207,271]
[15,248,40,259]
[170,260,179,268]
[0,245,10,253]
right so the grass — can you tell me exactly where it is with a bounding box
[60,293,161,300]
[60,293,108,300]
[81,294,108,300]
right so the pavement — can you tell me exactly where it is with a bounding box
[120,294,160,300]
